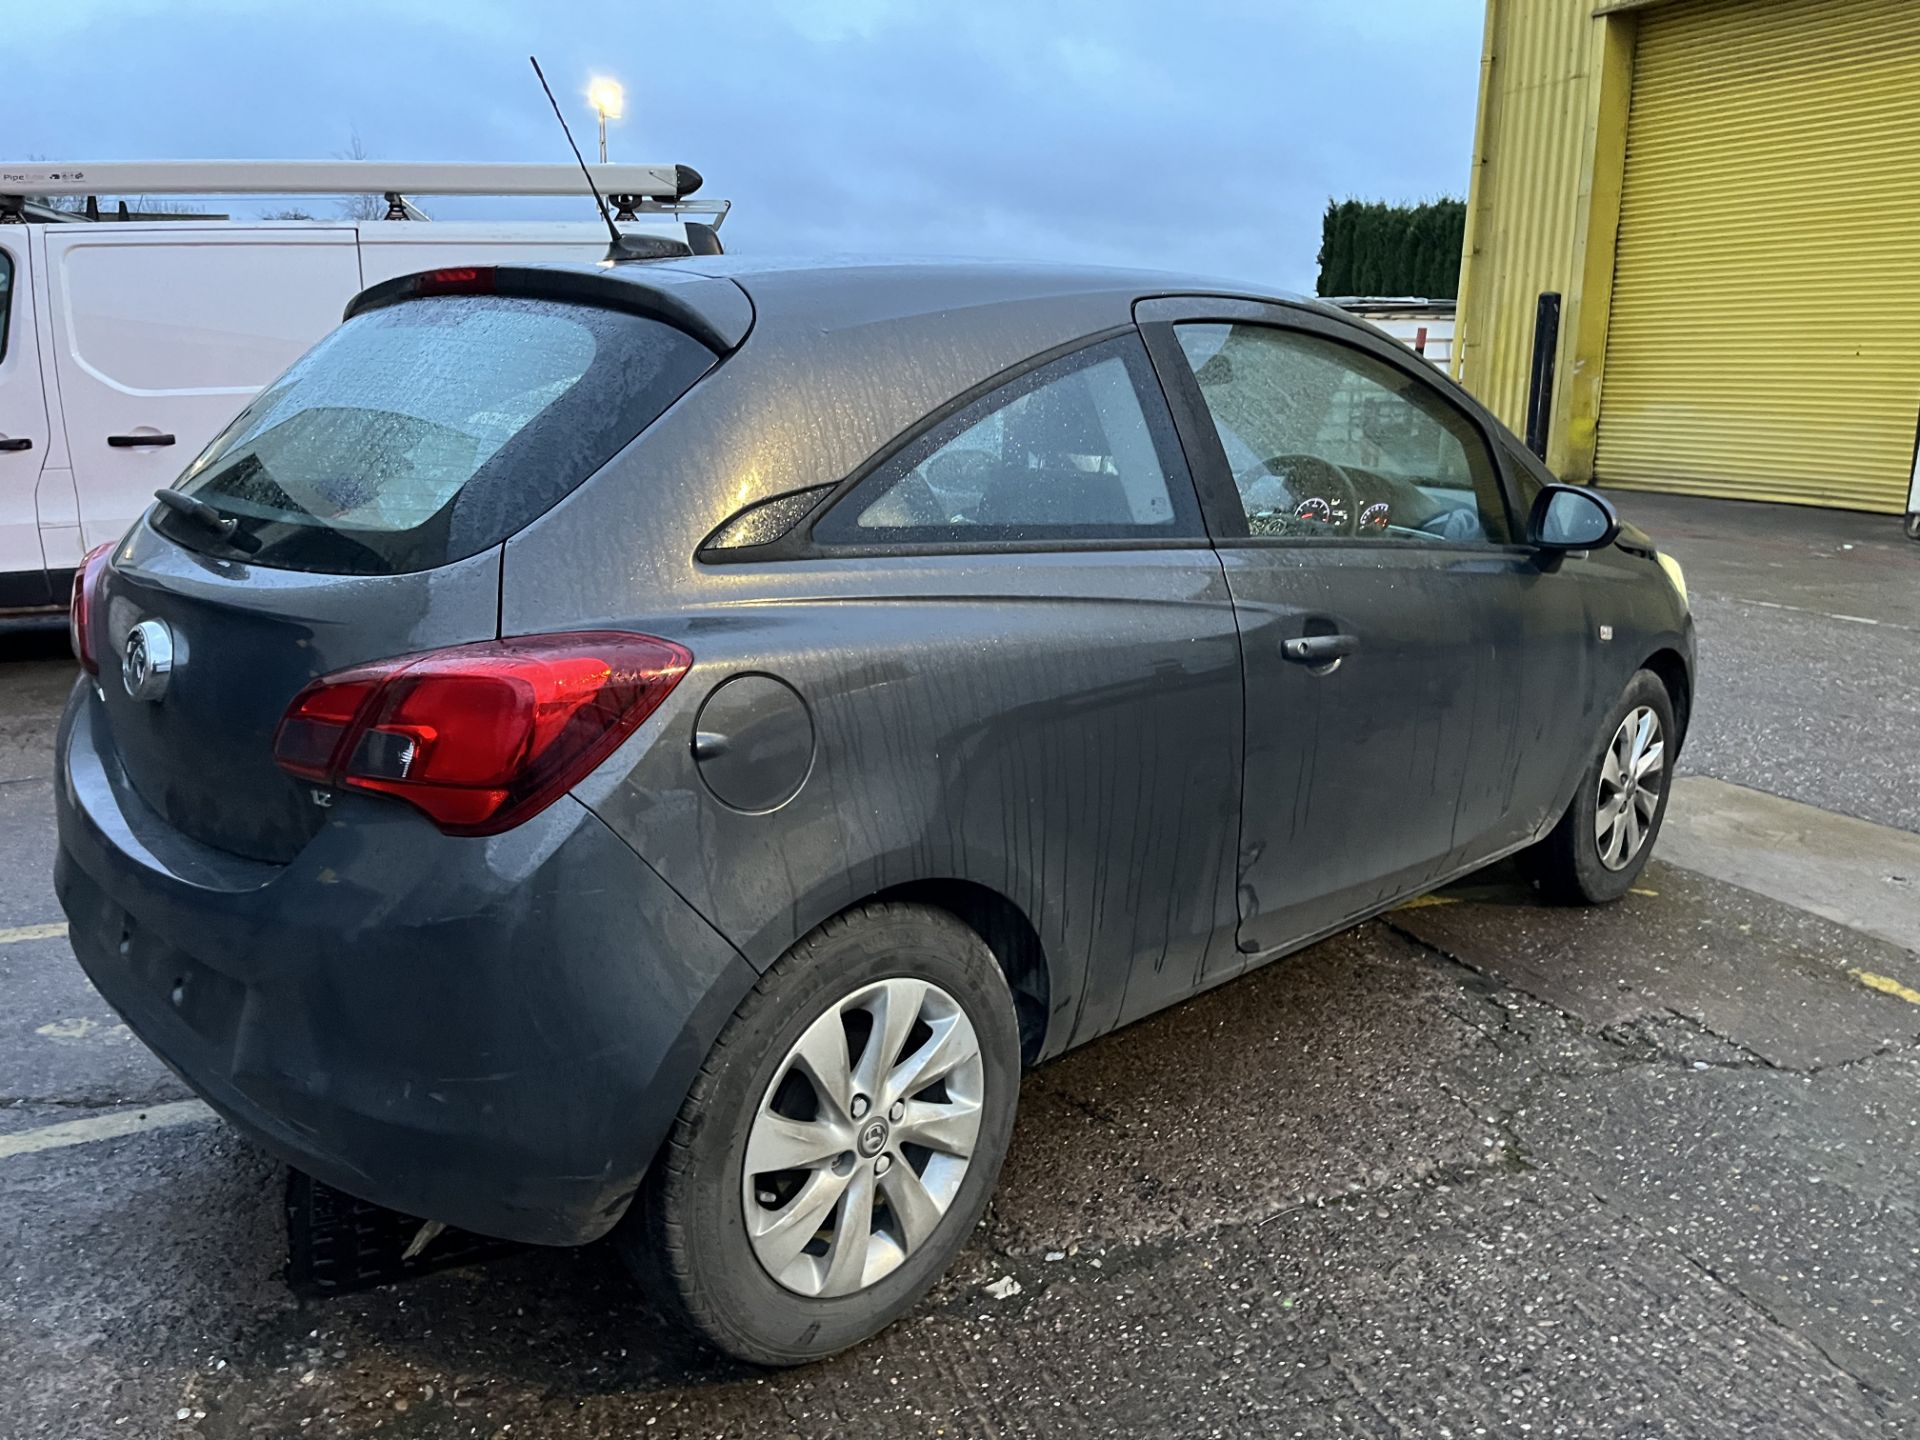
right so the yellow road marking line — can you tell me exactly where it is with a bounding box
[0,922,66,946]
[1630,888,1659,898]
[1396,894,1459,911]
[1852,971,1920,1007]
[0,1101,214,1161]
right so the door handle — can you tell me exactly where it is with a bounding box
[1282,634,1359,665]
[0,437,30,452]
[108,433,176,448]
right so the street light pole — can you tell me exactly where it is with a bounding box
[587,78,624,165]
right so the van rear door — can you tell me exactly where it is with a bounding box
[42,225,362,553]
[354,220,640,285]
[0,227,53,608]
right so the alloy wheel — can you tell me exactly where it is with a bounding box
[1595,705,1665,871]
[742,977,985,1298]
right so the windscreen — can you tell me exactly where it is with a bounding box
[153,294,716,574]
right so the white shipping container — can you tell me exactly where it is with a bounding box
[1325,299,1455,369]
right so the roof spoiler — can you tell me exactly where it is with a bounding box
[344,263,754,353]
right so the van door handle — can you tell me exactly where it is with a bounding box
[1282,634,1359,665]
[0,437,30,452]
[108,433,176,448]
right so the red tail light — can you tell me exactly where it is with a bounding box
[69,542,116,675]
[273,632,691,836]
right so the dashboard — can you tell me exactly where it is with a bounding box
[1241,458,1485,542]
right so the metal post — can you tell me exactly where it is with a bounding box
[598,113,608,164]
[1905,406,1920,540]
[1525,291,1563,461]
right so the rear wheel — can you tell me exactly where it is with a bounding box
[624,903,1021,1366]
[1526,670,1675,905]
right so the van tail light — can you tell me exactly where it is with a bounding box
[70,542,116,675]
[273,632,691,836]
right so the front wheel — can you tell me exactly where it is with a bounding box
[1525,670,1676,905]
[623,902,1021,1366]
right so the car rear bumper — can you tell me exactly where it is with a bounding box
[54,682,755,1247]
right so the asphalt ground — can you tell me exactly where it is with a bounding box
[1607,491,1920,834]
[3,493,1917,1438]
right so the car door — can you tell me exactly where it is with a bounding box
[1138,297,1586,958]
[0,229,52,607]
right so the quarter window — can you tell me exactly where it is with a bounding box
[815,335,1200,545]
[1175,323,1510,544]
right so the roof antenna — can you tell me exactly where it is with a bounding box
[529,54,652,263]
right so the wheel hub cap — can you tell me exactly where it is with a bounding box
[742,976,986,1298]
[1595,705,1665,872]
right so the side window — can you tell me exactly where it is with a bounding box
[1174,323,1511,544]
[815,335,1201,545]
[0,249,12,363]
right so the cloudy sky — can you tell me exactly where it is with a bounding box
[8,0,1485,293]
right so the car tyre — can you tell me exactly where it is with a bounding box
[621,902,1021,1366]
[1526,669,1676,906]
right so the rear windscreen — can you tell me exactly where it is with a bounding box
[152,294,717,574]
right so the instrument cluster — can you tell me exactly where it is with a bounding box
[1290,497,1394,533]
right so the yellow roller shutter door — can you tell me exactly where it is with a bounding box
[1595,0,1920,512]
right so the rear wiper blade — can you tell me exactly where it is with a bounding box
[152,489,262,554]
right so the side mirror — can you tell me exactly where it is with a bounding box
[1529,484,1619,552]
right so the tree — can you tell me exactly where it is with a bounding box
[336,128,384,222]
[1315,200,1358,296]
[260,207,319,220]
[1316,198,1467,299]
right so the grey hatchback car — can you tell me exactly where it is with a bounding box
[56,257,1694,1364]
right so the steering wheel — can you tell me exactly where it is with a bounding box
[1233,453,1362,537]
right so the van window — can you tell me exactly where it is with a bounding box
[154,295,716,575]
[0,250,12,363]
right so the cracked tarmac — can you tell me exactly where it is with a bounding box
[4,494,1919,1437]
[9,891,1918,1438]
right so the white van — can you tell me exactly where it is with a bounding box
[0,161,721,612]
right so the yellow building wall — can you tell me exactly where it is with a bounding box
[1459,0,1919,510]
[1455,1,1640,482]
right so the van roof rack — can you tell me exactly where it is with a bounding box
[0,160,726,227]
